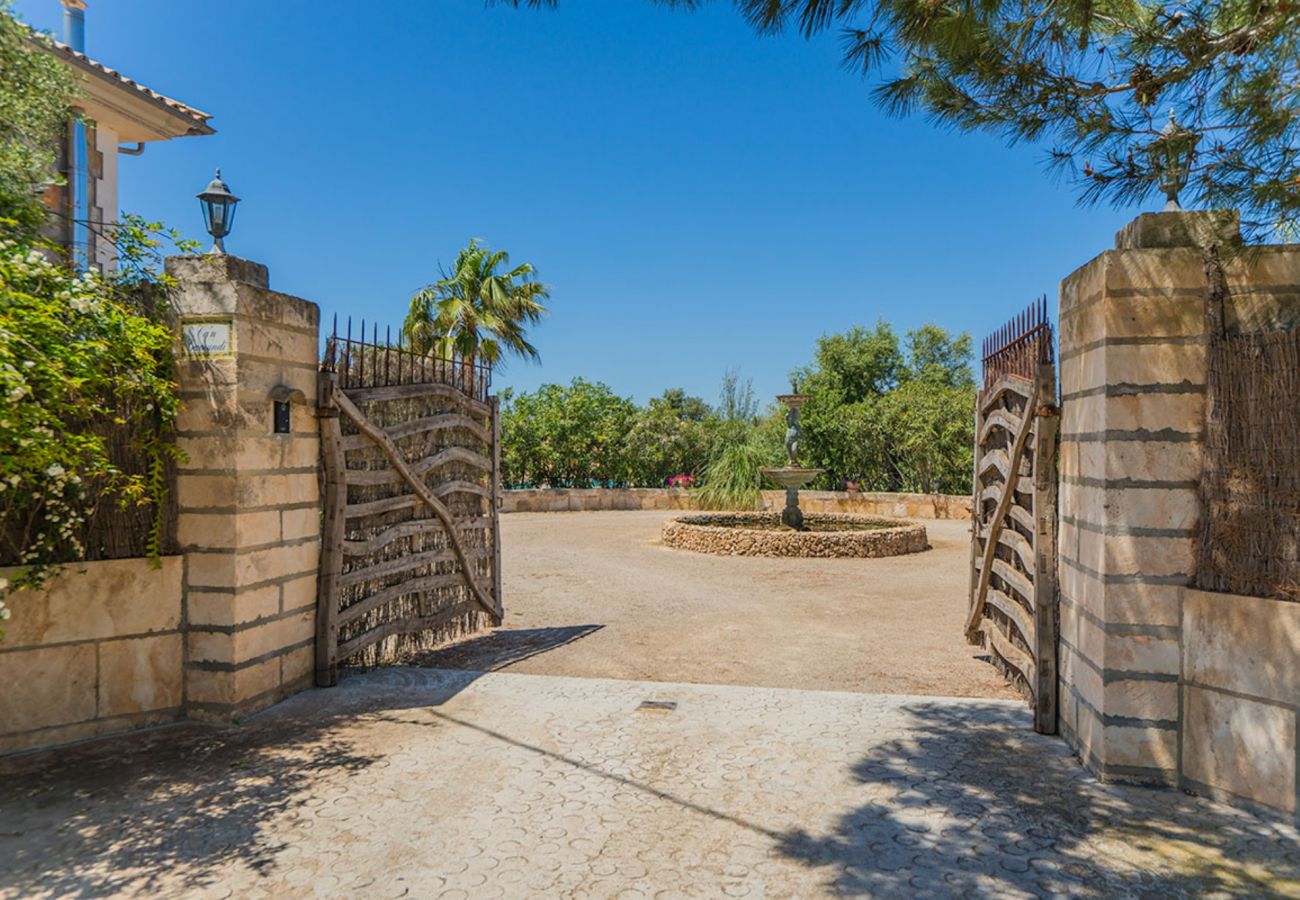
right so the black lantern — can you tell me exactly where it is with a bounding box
[197,168,240,253]
[1152,110,1198,212]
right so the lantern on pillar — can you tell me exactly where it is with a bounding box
[1151,110,1198,212]
[197,168,240,254]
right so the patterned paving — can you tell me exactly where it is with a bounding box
[1,668,1297,898]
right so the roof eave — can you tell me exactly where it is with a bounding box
[27,31,215,142]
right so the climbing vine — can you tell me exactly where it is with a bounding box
[0,230,190,625]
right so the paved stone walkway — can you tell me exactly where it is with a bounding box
[1,669,1297,898]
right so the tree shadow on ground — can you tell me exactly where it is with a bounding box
[3,674,1296,898]
[772,701,1300,897]
[0,672,491,899]
[0,720,381,897]
[400,623,603,672]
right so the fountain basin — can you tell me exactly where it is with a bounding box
[662,512,928,559]
[759,466,823,490]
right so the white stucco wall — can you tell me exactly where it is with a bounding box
[92,121,118,272]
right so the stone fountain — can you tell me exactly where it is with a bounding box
[760,387,823,531]
[661,382,928,558]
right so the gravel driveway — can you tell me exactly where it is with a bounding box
[412,510,1016,700]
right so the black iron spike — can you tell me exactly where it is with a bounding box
[344,316,352,387]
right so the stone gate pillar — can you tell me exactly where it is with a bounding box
[1056,212,1235,784]
[166,255,321,721]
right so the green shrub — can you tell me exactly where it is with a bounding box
[0,241,182,612]
[695,441,768,511]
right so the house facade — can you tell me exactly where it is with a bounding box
[37,0,213,270]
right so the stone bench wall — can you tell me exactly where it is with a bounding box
[1180,588,1298,818]
[502,488,972,520]
[0,558,185,754]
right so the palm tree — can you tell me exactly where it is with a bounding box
[402,239,550,369]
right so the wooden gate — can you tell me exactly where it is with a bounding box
[315,320,503,686]
[966,298,1060,734]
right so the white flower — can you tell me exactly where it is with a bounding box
[0,607,10,621]
[46,464,65,478]
[0,578,9,591]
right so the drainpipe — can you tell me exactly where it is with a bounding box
[61,1,89,269]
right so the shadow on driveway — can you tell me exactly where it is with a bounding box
[400,624,603,672]
[774,701,1299,896]
[0,671,1295,897]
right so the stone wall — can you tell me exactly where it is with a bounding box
[1180,589,1298,818]
[0,558,184,754]
[502,488,971,520]
[0,256,324,756]
[1056,210,1300,821]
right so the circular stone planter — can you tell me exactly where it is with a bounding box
[661,512,928,559]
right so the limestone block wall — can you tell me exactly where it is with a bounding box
[1181,588,1298,818]
[1057,212,1300,821]
[501,488,972,520]
[1056,234,1207,785]
[502,487,694,513]
[770,491,972,520]
[0,558,184,754]
[168,255,321,722]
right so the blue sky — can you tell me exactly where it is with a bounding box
[16,0,1138,404]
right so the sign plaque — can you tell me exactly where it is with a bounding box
[182,319,234,358]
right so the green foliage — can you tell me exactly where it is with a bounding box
[498,324,974,498]
[797,322,975,494]
[500,379,640,487]
[0,1,74,240]
[793,321,903,401]
[695,441,769,511]
[505,0,1300,236]
[904,324,975,388]
[876,380,975,495]
[500,375,774,490]
[0,242,183,617]
[0,6,196,629]
[403,238,550,366]
[624,389,714,487]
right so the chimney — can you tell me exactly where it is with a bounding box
[60,0,86,52]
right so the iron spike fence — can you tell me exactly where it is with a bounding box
[981,296,1054,389]
[321,315,492,402]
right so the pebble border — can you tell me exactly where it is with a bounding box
[661,512,929,558]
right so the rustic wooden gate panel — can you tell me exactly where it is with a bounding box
[316,321,502,685]
[966,298,1060,733]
